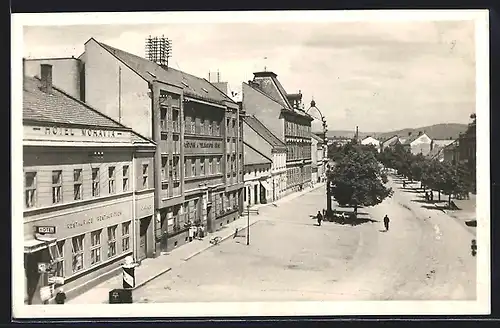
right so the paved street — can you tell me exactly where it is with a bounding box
[132,180,476,303]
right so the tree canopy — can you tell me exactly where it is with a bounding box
[327,141,393,214]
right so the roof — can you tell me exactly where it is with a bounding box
[244,142,272,166]
[403,133,430,145]
[24,76,124,129]
[361,136,380,143]
[94,39,235,105]
[432,139,455,148]
[310,132,323,143]
[252,71,292,110]
[427,146,444,159]
[381,135,399,147]
[243,115,286,150]
[23,76,155,146]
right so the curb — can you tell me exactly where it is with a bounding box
[133,267,172,290]
[182,220,260,261]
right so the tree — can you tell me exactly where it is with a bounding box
[327,145,393,216]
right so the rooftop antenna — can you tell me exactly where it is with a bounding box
[145,35,173,68]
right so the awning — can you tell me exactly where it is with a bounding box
[24,236,57,254]
[260,181,271,191]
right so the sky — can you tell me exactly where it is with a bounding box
[22,18,477,133]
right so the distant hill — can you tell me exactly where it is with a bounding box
[327,123,468,142]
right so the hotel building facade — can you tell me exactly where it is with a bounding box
[22,66,156,304]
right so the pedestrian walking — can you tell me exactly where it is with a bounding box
[403,181,406,189]
[317,211,323,226]
[322,209,327,220]
[383,215,390,231]
[425,191,429,202]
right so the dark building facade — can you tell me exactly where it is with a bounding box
[22,67,156,304]
[458,115,476,193]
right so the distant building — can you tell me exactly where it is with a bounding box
[242,115,287,205]
[360,136,381,152]
[458,115,476,192]
[401,131,432,156]
[241,71,314,195]
[380,135,400,151]
[442,140,460,164]
[310,133,326,183]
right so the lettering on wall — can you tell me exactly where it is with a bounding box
[66,211,122,230]
[184,140,222,149]
[44,126,118,138]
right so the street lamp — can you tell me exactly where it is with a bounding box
[307,100,331,215]
[246,204,251,245]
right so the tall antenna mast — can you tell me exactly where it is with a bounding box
[145,35,173,68]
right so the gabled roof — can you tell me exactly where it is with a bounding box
[243,115,286,150]
[401,133,431,145]
[93,39,235,105]
[427,146,444,159]
[253,71,292,109]
[361,136,380,143]
[432,139,455,148]
[243,142,272,166]
[23,76,155,146]
[381,135,399,147]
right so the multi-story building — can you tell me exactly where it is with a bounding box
[242,115,287,205]
[26,38,245,255]
[241,72,313,196]
[311,133,326,184]
[458,114,476,193]
[22,66,156,304]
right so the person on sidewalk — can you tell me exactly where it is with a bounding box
[383,215,390,231]
[317,211,323,226]
[403,181,406,189]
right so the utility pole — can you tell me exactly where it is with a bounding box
[246,204,250,245]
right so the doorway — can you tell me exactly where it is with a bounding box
[254,184,258,204]
[138,218,150,261]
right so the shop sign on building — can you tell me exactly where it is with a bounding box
[184,139,223,155]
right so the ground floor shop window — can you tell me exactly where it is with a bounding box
[72,235,84,273]
[49,240,65,277]
[90,229,102,265]
[122,222,130,252]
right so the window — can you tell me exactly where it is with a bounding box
[200,158,205,175]
[108,166,116,194]
[216,157,221,173]
[168,159,173,179]
[190,119,195,134]
[51,240,65,277]
[24,172,36,208]
[226,118,230,135]
[90,230,102,265]
[208,158,213,175]
[161,157,168,181]
[122,222,130,252]
[107,225,117,258]
[71,235,84,273]
[191,159,196,176]
[173,156,179,180]
[122,165,129,191]
[52,170,62,204]
[184,158,188,178]
[200,118,205,135]
[142,164,149,188]
[215,122,220,136]
[92,168,100,197]
[73,169,83,200]
[207,120,213,135]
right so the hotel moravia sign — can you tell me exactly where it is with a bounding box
[23,125,132,143]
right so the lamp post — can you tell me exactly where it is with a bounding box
[306,100,330,215]
[246,204,250,245]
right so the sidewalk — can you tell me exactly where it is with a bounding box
[68,183,325,304]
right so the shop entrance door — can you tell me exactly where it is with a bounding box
[138,218,149,260]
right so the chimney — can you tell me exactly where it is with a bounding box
[408,131,412,136]
[40,64,53,93]
[418,131,423,136]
